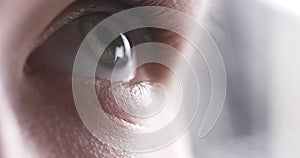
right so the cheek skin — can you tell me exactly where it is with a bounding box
[16,64,174,157]
[13,75,133,158]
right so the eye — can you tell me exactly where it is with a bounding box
[25,0,181,82]
[23,1,186,133]
[24,7,172,126]
[26,12,139,81]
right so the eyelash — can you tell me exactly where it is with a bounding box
[33,0,181,51]
[26,0,182,80]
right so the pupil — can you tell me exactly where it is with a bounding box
[99,34,131,68]
[79,13,132,69]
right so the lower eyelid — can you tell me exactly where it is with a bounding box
[92,75,166,127]
[94,79,136,125]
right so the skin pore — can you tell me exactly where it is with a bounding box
[0,0,204,157]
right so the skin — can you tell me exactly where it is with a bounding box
[0,0,204,157]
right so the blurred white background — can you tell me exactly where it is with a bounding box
[190,0,300,157]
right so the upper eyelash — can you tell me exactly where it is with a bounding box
[30,0,183,54]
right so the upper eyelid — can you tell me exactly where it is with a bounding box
[31,0,185,53]
[32,0,126,52]
[33,0,184,43]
